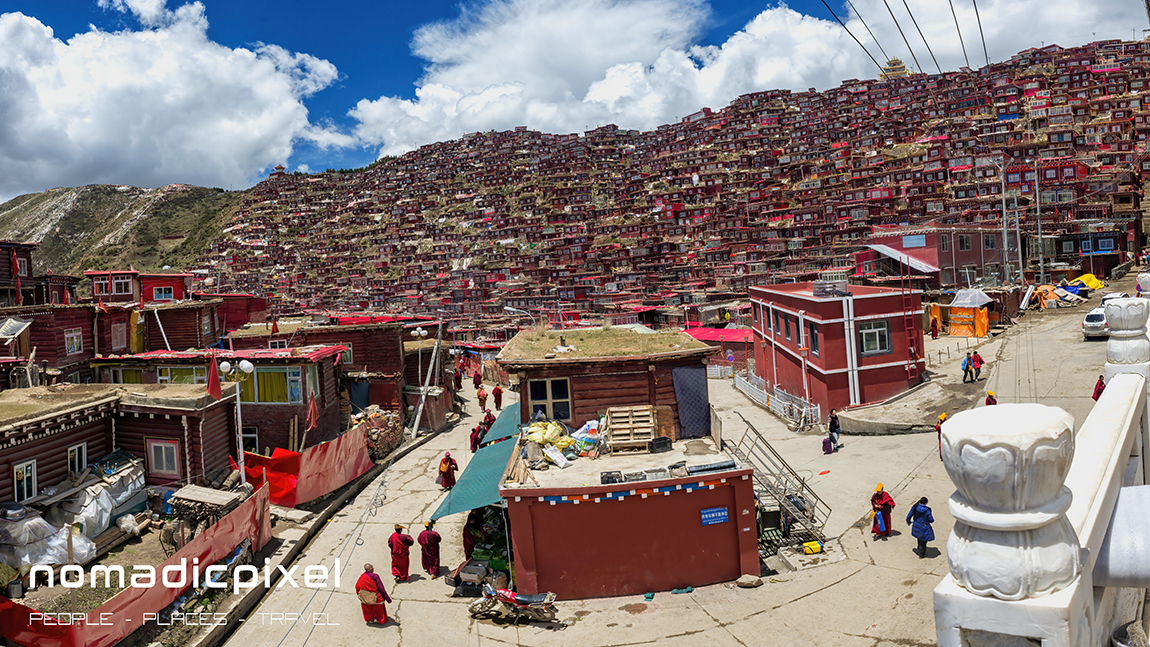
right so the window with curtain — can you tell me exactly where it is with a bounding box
[257,369,289,402]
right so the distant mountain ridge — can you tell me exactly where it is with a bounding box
[0,184,247,281]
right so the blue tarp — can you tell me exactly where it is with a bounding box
[1061,285,1081,296]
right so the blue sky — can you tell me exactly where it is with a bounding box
[0,0,1141,199]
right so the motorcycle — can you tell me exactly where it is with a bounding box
[468,581,558,623]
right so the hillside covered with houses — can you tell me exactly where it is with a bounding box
[186,38,1150,331]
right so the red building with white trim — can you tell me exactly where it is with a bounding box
[749,282,924,413]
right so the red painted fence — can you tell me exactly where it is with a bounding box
[0,484,272,647]
[242,426,375,507]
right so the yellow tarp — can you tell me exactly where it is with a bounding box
[1070,273,1103,290]
[948,307,989,337]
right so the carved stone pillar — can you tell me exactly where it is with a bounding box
[1103,297,1150,383]
[940,404,1079,601]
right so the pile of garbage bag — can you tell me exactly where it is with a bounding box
[522,417,606,469]
[0,509,96,573]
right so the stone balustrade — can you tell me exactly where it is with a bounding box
[934,295,1149,646]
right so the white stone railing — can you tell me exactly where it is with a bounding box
[933,294,1150,647]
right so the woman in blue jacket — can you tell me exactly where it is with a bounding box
[906,497,935,558]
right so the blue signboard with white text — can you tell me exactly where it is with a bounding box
[701,507,729,526]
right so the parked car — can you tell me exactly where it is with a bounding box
[1083,307,1109,339]
[1100,292,1129,306]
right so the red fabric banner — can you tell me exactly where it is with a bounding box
[0,484,272,647]
[243,426,374,508]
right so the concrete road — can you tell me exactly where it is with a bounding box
[222,280,1122,646]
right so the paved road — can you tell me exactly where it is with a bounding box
[222,282,1121,646]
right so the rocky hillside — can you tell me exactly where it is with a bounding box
[0,184,247,281]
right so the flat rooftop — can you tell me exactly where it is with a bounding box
[0,383,232,428]
[502,436,736,490]
[498,328,710,362]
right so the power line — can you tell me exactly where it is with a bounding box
[901,0,942,74]
[947,0,971,69]
[879,0,923,73]
[818,0,886,75]
[971,0,990,66]
[844,0,891,62]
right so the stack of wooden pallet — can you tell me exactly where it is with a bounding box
[604,405,657,453]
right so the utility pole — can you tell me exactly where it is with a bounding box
[1035,157,1045,284]
[998,155,1010,282]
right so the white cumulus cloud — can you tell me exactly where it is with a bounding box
[0,1,347,200]
[352,0,1145,157]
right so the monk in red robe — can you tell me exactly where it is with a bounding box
[472,370,482,389]
[1093,375,1106,401]
[470,427,483,453]
[492,384,503,410]
[354,564,391,625]
[438,452,458,490]
[930,317,939,340]
[388,524,414,582]
[453,369,463,391]
[418,521,442,577]
[871,484,896,540]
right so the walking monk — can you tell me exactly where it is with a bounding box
[388,524,414,582]
[472,369,482,390]
[871,484,896,540]
[355,564,392,626]
[477,387,488,410]
[1093,375,1106,401]
[418,521,442,577]
[437,452,458,490]
[930,316,939,340]
[492,384,504,410]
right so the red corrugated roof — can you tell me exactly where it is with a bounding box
[683,328,752,342]
[126,345,347,362]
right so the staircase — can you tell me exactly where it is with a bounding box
[726,412,831,552]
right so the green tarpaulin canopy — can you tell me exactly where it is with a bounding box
[430,434,517,520]
[481,403,521,446]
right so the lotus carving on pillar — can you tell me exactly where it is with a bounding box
[940,404,1080,601]
[1105,298,1150,366]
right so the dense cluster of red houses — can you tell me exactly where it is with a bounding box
[190,39,1150,334]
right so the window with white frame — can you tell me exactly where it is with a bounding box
[1062,240,1075,253]
[153,286,174,301]
[940,234,949,252]
[13,460,36,503]
[527,378,572,421]
[983,235,997,250]
[64,328,83,355]
[112,275,132,295]
[268,339,288,349]
[16,258,28,277]
[337,343,353,365]
[1081,240,1092,252]
[784,315,792,341]
[858,320,891,355]
[111,322,128,351]
[1098,238,1115,251]
[809,322,820,356]
[146,439,181,479]
[201,311,211,337]
[957,234,972,251]
[158,366,207,384]
[241,426,260,454]
[93,276,110,295]
[67,443,86,475]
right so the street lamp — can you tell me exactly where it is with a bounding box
[411,327,428,384]
[219,358,255,480]
[503,306,537,329]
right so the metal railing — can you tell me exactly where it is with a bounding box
[727,412,829,548]
[706,364,734,379]
[733,370,820,428]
